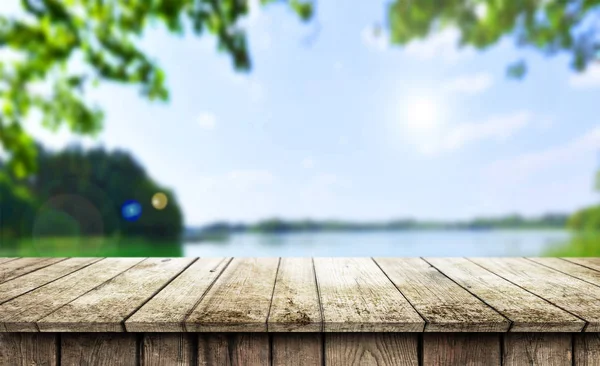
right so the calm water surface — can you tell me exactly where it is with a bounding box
[184,230,571,257]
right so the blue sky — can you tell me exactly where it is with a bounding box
[6,0,600,225]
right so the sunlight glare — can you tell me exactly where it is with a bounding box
[404,97,442,132]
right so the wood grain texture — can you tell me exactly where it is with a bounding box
[426,257,584,332]
[38,258,195,332]
[563,258,600,272]
[143,333,195,366]
[197,333,269,366]
[0,257,102,304]
[529,257,600,286]
[268,258,322,332]
[0,257,144,332]
[470,257,600,332]
[0,258,19,265]
[61,333,137,366]
[503,333,572,366]
[575,333,600,366]
[423,333,500,366]
[126,258,231,332]
[325,333,418,366]
[186,258,279,332]
[314,258,424,332]
[0,258,65,284]
[0,333,57,366]
[272,333,322,366]
[374,257,509,332]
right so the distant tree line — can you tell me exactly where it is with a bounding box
[0,145,183,241]
[194,170,600,237]
[190,213,571,237]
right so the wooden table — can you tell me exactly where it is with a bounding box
[0,257,599,365]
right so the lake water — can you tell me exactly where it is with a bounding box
[184,230,572,257]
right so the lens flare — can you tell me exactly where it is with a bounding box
[121,200,142,222]
[152,192,168,210]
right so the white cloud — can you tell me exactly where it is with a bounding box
[569,64,600,89]
[443,111,531,151]
[197,112,217,130]
[402,110,532,154]
[486,126,600,181]
[442,73,494,95]
[301,158,315,169]
[404,28,473,63]
[361,26,388,51]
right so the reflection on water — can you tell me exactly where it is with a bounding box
[184,230,572,257]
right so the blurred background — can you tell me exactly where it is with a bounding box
[0,0,599,257]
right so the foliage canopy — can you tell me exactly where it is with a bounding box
[0,144,184,240]
[387,0,600,77]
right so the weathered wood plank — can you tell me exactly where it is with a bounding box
[0,257,144,332]
[38,258,195,332]
[268,258,322,332]
[0,257,102,304]
[423,333,500,365]
[426,257,584,332]
[503,333,572,366]
[143,333,195,366]
[0,258,20,265]
[563,258,600,272]
[0,258,66,284]
[272,333,322,366]
[529,257,600,286]
[575,333,600,366]
[470,257,600,332]
[374,257,509,332]
[185,258,280,332]
[61,333,137,366]
[197,333,269,366]
[325,333,418,366]
[314,258,424,332]
[0,333,57,366]
[126,257,231,332]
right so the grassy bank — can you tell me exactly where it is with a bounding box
[0,237,184,257]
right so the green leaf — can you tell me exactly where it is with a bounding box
[506,60,528,80]
[290,0,314,21]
